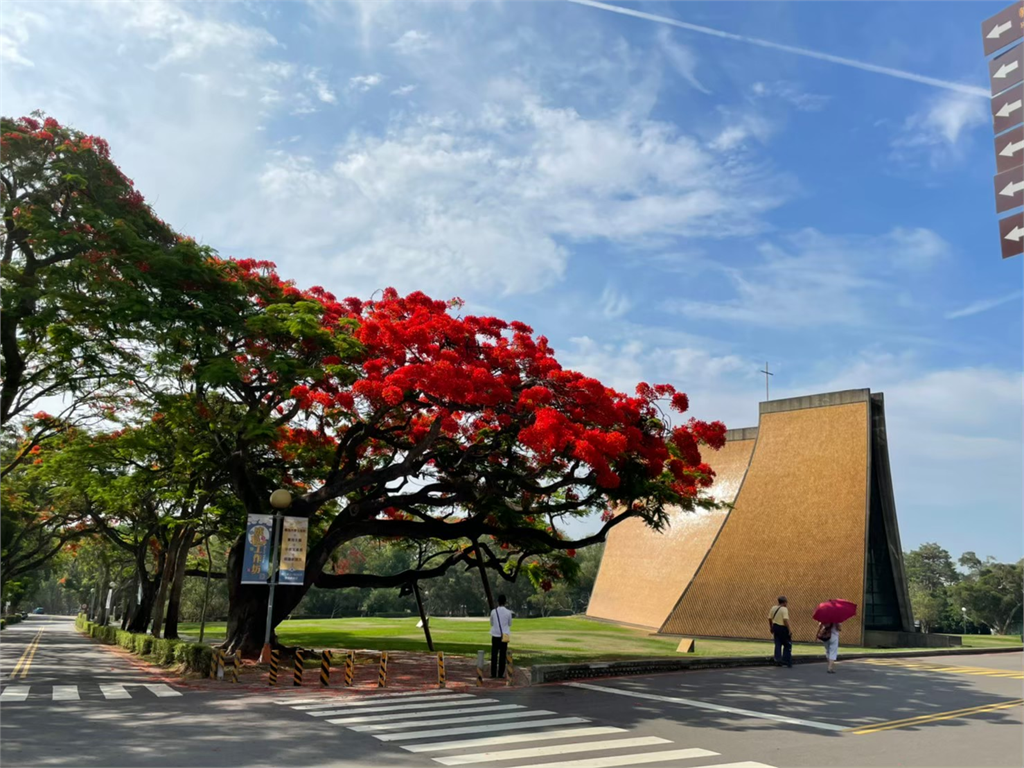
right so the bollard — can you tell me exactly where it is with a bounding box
[216,649,226,680]
[231,653,241,683]
[320,650,332,687]
[269,649,280,686]
[209,648,220,680]
[476,650,485,687]
[437,651,446,688]
[293,649,304,687]
[377,651,388,688]
[344,650,354,687]
[506,651,514,687]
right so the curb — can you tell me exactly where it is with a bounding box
[531,646,1023,684]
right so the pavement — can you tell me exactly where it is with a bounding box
[2,615,1021,768]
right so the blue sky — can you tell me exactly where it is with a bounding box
[3,1,1021,562]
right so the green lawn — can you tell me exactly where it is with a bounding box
[176,616,1023,666]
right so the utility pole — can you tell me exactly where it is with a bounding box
[759,362,774,402]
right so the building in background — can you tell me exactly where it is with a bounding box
[588,389,925,648]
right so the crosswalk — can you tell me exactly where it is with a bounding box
[0,683,182,702]
[855,659,1024,679]
[274,689,773,768]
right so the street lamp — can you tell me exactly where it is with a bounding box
[961,606,968,635]
[261,489,292,663]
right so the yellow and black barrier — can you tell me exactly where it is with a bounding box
[268,649,280,686]
[377,650,388,688]
[437,651,446,688]
[293,649,304,686]
[344,650,355,686]
[230,653,241,684]
[209,649,222,679]
[506,651,514,687]
[319,650,332,687]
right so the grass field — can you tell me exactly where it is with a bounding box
[177,616,1023,666]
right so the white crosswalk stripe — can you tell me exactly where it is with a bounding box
[376,717,591,742]
[432,736,673,765]
[304,694,480,715]
[499,748,720,768]
[285,689,776,768]
[350,710,557,733]
[326,703,524,725]
[274,689,455,706]
[401,727,628,753]
[0,683,183,701]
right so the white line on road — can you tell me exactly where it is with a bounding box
[402,727,628,753]
[274,689,454,706]
[433,736,675,765]
[500,748,721,768]
[565,683,847,732]
[0,687,30,702]
[376,717,591,742]
[144,684,182,697]
[52,686,80,701]
[99,684,132,700]
[351,710,558,733]
[326,704,524,725]
[302,694,479,713]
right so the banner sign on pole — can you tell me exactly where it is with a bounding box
[279,516,309,585]
[241,514,274,584]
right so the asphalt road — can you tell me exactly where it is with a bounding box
[2,615,1021,768]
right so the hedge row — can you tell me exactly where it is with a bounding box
[76,614,214,675]
[1,614,25,629]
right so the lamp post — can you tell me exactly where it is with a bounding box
[261,489,292,663]
[961,606,968,635]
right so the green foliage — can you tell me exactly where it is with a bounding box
[173,640,214,674]
[133,634,154,656]
[952,557,1024,636]
[150,637,180,665]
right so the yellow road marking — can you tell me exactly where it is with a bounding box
[7,628,44,680]
[850,699,1024,734]
[856,659,1023,678]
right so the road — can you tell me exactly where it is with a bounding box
[2,615,1021,768]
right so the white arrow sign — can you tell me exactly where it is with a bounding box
[1000,179,1024,197]
[994,59,1020,80]
[1005,225,1024,242]
[997,99,1023,118]
[988,20,1013,40]
[1000,139,1024,157]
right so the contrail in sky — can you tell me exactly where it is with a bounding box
[568,0,989,98]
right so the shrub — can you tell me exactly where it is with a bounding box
[1,619,6,630]
[151,638,180,665]
[174,641,215,674]
[133,634,154,656]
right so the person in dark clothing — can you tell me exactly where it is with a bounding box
[768,595,793,667]
[489,594,512,679]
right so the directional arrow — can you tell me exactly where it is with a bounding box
[995,126,1024,172]
[988,20,1014,40]
[999,179,1024,196]
[999,139,1024,156]
[995,60,1020,80]
[999,212,1024,259]
[989,43,1024,95]
[995,99,1019,118]
[982,4,1024,56]
[992,84,1024,134]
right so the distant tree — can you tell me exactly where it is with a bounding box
[953,556,1023,636]
[904,543,961,633]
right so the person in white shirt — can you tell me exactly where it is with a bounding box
[489,594,513,679]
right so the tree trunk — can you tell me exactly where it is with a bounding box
[411,581,434,651]
[473,540,495,612]
[151,534,182,639]
[125,574,159,634]
[164,528,195,639]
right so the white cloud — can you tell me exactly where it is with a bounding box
[390,29,437,55]
[750,80,829,111]
[349,73,384,92]
[306,68,338,103]
[892,92,988,168]
[656,28,709,94]
[0,6,47,68]
[391,84,417,97]
[599,285,632,319]
[236,96,786,297]
[946,291,1024,320]
[666,227,950,328]
[709,112,774,151]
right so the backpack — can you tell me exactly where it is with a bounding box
[816,623,833,643]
